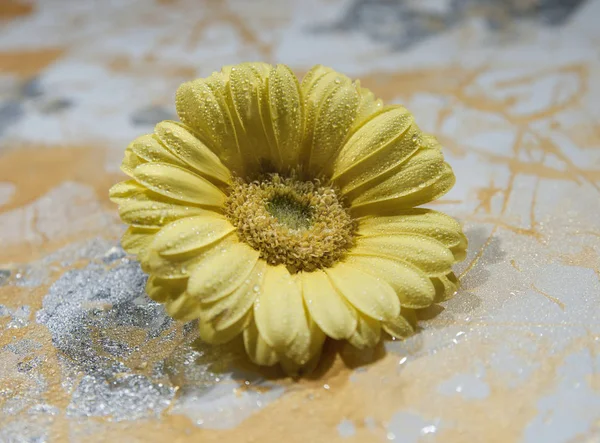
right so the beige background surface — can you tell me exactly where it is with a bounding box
[1,0,600,441]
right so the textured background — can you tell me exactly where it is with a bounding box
[1,0,600,442]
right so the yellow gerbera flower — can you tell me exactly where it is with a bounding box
[109,63,467,374]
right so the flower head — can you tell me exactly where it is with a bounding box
[110,63,467,374]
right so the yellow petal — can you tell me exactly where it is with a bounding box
[187,242,260,302]
[353,164,456,217]
[354,234,454,276]
[165,291,203,321]
[300,67,360,175]
[432,272,459,303]
[199,311,249,345]
[254,265,304,351]
[154,121,232,186]
[266,64,304,172]
[348,314,381,350]
[199,260,266,331]
[326,263,400,322]
[298,64,330,152]
[118,200,211,229]
[358,209,463,251]
[383,309,416,339]
[121,226,158,255]
[352,81,383,131]
[243,317,279,366]
[120,147,145,177]
[452,233,468,261]
[175,71,244,173]
[226,63,272,174]
[133,162,225,207]
[421,133,442,149]
[149,215,235,256]
[111,179,211,228]
[300,270,357,340]
[282,305,326,366]
[332,107,417,194]
[222,62,271,80]
[142,233,238,279]
[299,65,331,92]
[109,179,146,202]
[145,276,187,303]
[129,133,187,168]
[347,147,447,206]
[346,255,436,309]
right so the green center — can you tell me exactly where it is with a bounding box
[267,194,313,231]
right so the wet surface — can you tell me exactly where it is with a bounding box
[1,0,599,441]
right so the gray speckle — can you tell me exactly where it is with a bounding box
[21,78,44,98]
[2,340,48,422]
[102,246,127,263]
[47,238,124,268]
[38,97,72,114]
[67,374,174,420]
[0,269,10,286]
[130,105,176,126]
[34,260,180,420]
[7,305,31,329]
[0,304,32,329]
[6,239,124,289]
[0,101,24,136]
[319,0,588,50]
[17,360,36,373]
[36,261,170,376]
[28,403,60,416]
[0,417,50,443]
[14,266,49,288]
[5,240,270,429]
[4,339,43,355]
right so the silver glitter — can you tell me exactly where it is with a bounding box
[66,374,174,420]
[6,247,275,430]
[5,305,31,328]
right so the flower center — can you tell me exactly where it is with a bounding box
[225,174,356,273]
[266,194,313,231]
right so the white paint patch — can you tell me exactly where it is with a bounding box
[337,419,356,438]
[171,378,284,430]
[0,182,16,208]
[386,411,440,443]
[0,182,117,251]
[522,348,600,443]
[438,373,491,400]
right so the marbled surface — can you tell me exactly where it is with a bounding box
[1,0,600,442]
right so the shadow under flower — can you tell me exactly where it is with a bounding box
[192,336,390,384]
[459,225,507,291]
